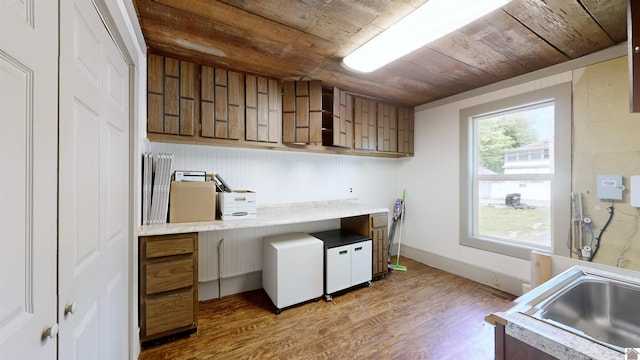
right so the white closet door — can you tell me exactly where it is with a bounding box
[0,0,58,359]
[58,0,130,358]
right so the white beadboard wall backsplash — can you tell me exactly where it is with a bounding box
[148,142,406,298]
[198,220,338,282]
[148,142,403,206]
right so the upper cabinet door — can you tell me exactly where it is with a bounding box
[282,80,322,144]
[200,66,245,140]
[376,103,398,152]
[327,87,353,149]
[147,54,198,136]
[246,74,281,143]
[398,106,415,155]
[353,97,377,151]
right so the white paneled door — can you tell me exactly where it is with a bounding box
[0,0,59,359]
[58,0,130,359]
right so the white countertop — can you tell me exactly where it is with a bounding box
[491,311,621,360]
[138,199,389,236]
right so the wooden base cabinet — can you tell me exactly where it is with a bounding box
[139,233,198,343]
[494,323,556,360]
[341,212,389,278]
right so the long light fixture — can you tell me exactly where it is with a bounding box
[342,0,512,73]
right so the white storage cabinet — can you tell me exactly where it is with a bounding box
[311,229,372,301]
[262,232,323,313]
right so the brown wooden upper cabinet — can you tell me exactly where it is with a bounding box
[398,106,415,155]
[200,66,245,140]
[353,97,377,151]
[145,53,413,157]
[147,54,198,136]
[376,103,398,152]
[246,75,281,143]
[282,80,323,144]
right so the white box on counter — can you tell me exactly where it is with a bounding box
[218,190,257,220]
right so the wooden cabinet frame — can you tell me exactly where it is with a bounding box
[341,212,389,278]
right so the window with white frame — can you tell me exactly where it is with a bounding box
[460,83,571,259]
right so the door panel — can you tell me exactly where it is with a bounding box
[350,241,372,286]
[0,0,58,359]
[326,246,351,294]
[59,0,130,359]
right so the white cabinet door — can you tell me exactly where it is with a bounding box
[350,240,372,286]
[0,1,58,359]
[58,0,130,359]
[326,245,351,294]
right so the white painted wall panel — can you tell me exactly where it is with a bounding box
[199,220,338,282]
[408,72,574,284]
[149,142,400,206]
[150,142,400,288]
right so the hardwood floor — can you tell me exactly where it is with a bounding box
[139,256,516,360]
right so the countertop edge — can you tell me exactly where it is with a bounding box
[491,311,622,360]
[137,201,389,236]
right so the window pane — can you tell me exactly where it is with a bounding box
[475,102,554,175]
[476,180,551,247]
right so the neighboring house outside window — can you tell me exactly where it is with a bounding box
[460,83,571,259]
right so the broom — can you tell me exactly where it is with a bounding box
[390,190,407,271]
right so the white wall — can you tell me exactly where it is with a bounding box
[148,142,403,208]
[403,44,628,293]
[405,73,571,286]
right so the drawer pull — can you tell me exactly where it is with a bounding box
[354,246,363,251]
[339,250,348,255]
[234,197,246,202]
[232,211,248,216]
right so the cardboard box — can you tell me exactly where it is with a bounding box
[218,190,257,220]
[169,181,216,223]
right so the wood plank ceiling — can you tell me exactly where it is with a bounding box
[132,0,627,107]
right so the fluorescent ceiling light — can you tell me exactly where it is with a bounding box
[342,0,512,73]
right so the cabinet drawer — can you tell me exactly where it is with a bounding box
[145,257,194,295]
[145,236,194,259]
[144,290,195,337]
[370,213,387,228]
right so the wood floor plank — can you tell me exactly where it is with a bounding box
[139,257,516,359]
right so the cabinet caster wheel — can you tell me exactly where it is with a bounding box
[367,281,372,287]
[324,294,333,302]
[275,308,282,314]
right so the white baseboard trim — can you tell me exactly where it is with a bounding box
[199,247,527,301]
[199,271,263,301]
[399,244,527,296]
[199,279,219,301]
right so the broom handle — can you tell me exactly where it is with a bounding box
[396,197,406,266]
